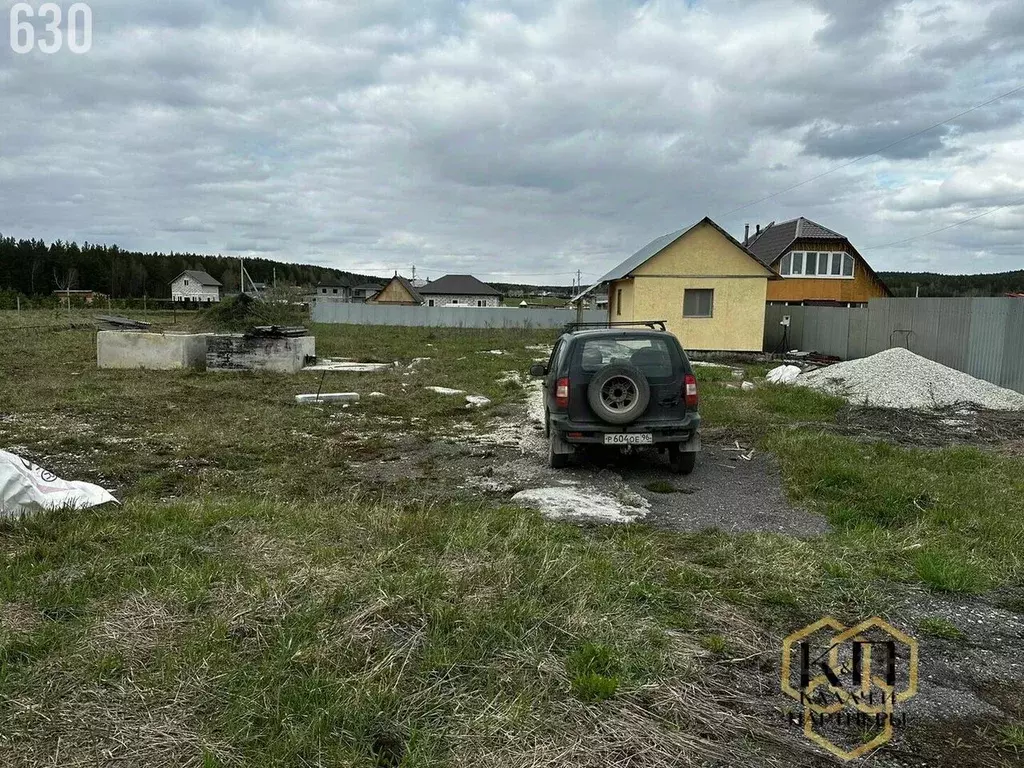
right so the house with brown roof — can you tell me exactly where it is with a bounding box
[367,275,425,305]
[743,217,890,306]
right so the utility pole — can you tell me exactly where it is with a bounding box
[411,265,416,282]
[273,267,277,290]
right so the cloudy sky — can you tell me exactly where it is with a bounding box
[1,0,1022,284]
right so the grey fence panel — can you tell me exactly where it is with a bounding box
[1001,302,1024,393]
[932,298,972,371]
[966,299,1009,387]
[311,300,606,329]
[848,307,869,359]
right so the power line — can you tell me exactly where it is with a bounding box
[721,82,1024,217]
[861,195,1024,251]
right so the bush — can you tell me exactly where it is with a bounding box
[197,294,306,331]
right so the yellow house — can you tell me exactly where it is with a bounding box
[590,217,777,352]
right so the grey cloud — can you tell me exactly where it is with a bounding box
[0,0,1023,280]
[802,121,951,160]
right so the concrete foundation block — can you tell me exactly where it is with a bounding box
[207,335,315,373]
[97,331,208,370]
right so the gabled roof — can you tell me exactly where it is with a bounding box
[369,275,424,304]
[743,217,845,267]
[574,216,774,300]
[172,270,222,287]
[418,274,501,296]
[317,275,351,288]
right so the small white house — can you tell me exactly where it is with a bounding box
[171,270,222,303]
[418,274,502,308]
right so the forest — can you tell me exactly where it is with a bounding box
[878,270,1024,297]
[0,234,380,303]
[2,233,1022,303]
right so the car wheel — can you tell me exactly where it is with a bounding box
[668,445,696,475]
[549,417,569,469]
[587,364,651,425]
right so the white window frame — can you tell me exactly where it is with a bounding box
[780,251,855,279]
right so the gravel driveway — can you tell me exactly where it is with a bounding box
[458,386,828,536]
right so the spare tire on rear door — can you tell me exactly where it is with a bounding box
[587,364,651,425]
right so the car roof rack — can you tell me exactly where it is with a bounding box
[563,320,667,333]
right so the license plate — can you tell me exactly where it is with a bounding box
[604,433,653,445]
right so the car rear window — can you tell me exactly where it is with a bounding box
[579,337,675,377]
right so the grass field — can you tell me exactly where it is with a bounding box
[2,309,1023,766]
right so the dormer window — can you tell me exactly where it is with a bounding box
[780,251,854,278]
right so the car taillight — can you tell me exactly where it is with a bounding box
[684,374,698,407]
[555,377,570,408]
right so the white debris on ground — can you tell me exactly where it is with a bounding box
[295,392,359,404]
[798,348,1024,410]
[478,349,505,355]
[766,365,801,385]
[465,395,492,408]
[425,386,466,396]
[1,450,117,516]
[304,360,392,373]
[690,361,732,369]
[407,357,431,369]
[511,484,650,523]
[741,381,756,391]
[369,392,386,398]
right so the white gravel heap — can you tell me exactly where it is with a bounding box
[797,347,1024,410]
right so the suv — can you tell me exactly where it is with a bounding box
[529,321,701,474]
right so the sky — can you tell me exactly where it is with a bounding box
[1,0,1022,285]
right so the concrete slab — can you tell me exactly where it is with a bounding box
[97,331,208,370]
[295,392,360,404]
[207,335,315,373]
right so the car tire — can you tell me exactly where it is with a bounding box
[668,445,696,475]
[549,417,569,469]
[587,364,651,425]
[544,406,550,438]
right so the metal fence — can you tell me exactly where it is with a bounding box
[764,298,1024,394]
[312,298,606,329]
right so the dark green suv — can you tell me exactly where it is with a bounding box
[529,322,701,474]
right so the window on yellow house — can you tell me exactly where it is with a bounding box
[683,289,713,318]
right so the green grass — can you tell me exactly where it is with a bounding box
[999,723,1024,750]
[644,480,677,494]
[918,617,965,641]
[2,309,1024,764]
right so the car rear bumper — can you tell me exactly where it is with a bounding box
[550,414,701,445]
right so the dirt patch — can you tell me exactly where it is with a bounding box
[828,405,1024,453]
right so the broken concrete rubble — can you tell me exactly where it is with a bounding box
[465,395,491,408]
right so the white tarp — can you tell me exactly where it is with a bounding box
[766,364,802,385]
[0,450,117,516]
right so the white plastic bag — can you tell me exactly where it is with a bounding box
[0,450,117,516]
[766,364,802,385]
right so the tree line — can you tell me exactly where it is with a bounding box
[0,234,382,300]
[879,270,1024,298]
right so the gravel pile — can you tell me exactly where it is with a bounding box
[798,347,1024,410]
